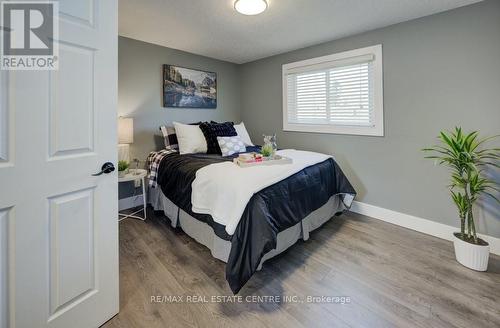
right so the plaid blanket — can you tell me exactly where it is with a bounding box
[146,148,177,188]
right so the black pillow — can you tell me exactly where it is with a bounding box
[199,122,237,154]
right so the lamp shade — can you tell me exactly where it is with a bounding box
[118,117,134,144]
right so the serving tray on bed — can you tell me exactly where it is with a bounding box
[233,154,293,167]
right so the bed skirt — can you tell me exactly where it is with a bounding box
[148,186,345,270]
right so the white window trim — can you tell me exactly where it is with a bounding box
[282,45,384,136]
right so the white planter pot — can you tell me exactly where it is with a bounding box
[453,233,489,271]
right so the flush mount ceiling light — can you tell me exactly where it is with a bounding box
[234,0,268,15]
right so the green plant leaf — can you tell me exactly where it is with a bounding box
[423,127,499,227]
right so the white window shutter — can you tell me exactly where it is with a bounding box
[283,45,383,136]
[329,62,373,126]
[286,61,373,127]
[287,71,327,124]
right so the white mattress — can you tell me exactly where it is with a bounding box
[148,186,345,269]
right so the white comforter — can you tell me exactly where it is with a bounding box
[191,149,332,235]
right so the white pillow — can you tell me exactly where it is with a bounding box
[234,122,254,146]
[173,122,207,155]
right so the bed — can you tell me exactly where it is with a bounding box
[147,146,356,293]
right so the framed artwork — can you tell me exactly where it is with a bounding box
[163,65,217,108]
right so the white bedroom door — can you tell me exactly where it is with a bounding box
[0,1,119,327]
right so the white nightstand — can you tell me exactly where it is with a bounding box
[118,168,147,221]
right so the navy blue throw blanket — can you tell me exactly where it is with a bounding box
[156,148,356,293]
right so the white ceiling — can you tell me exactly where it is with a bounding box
[119,0,482,64]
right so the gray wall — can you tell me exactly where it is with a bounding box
[118,37,241,198]
[118,36,241,162]
[118,1,499,237]
[239,0,500,237]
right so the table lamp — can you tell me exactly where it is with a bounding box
[118,117,133,163]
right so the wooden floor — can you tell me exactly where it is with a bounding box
[103,209,500,328]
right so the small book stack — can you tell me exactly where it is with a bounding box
[233,152,293,167]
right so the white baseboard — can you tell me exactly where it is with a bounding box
[350,201,500,256]
[119,195,144,211]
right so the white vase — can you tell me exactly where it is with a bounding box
[453,233,489,271]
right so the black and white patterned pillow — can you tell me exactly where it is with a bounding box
[159,126,178,150]
[217,136,246,157]
[199,122,237,154]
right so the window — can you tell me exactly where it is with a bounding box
[283,45,383,136]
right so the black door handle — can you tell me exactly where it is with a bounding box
[92,162,115,176]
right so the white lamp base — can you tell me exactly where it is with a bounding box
[118,144,130,163]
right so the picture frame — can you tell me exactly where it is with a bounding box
[163,64,217,108]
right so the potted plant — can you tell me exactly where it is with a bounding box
[423,127,499,271]
[261,144,274,157]
[118,160,129,178]
[262,134,277,158]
